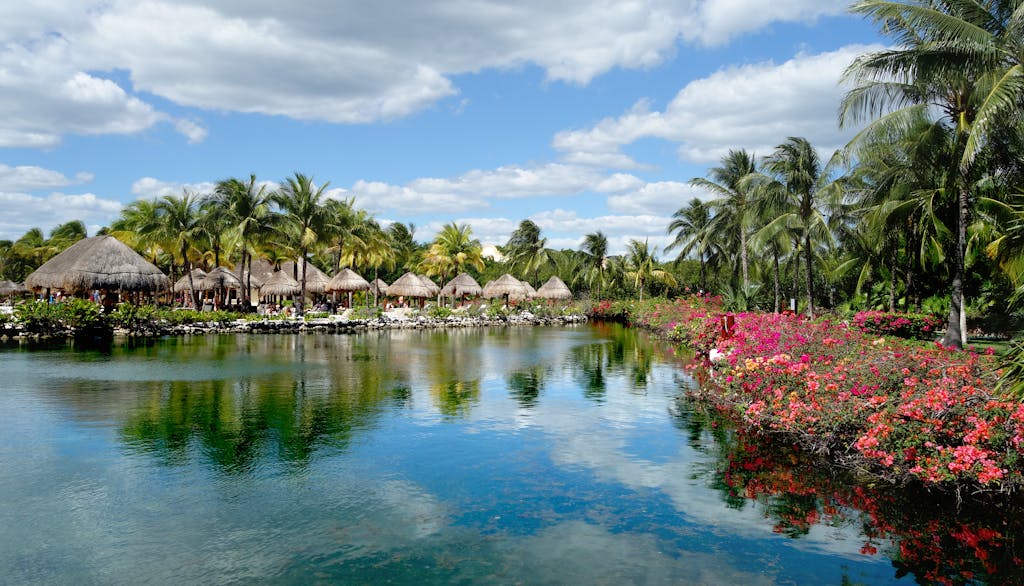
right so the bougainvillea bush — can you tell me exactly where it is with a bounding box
[622,296,1024,493]
[851,310,943,340]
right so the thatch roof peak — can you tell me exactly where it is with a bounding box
[536,275,572,300]
[259,269,301,297]
[326,268,370,292]
[482,274,529,300]
[24,235,169,292]
[387,272,432,298]
[440,273,482,297]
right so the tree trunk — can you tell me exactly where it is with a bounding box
[941,186,968,349]
[888,261,896,313]
[298,251,307,316]
[804,231,814,318]
[773,249,781,313]
[740,225,748,294]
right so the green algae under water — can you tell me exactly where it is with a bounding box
[1,324,1021,584]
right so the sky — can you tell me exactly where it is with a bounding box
[0,0,885,256]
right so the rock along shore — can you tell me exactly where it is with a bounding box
[0,312,588,341]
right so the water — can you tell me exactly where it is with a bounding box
[1,324,1020,584]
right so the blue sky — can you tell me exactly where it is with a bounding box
[0,1,883,255]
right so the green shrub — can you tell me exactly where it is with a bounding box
[107,303,159,329]
[14,301,65,332]
[428,305,453,318]
[304,311,330,320]
[350,306,382,320]
[62,298,104,330]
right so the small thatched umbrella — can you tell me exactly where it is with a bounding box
[418,274,440,295]
[24,235,169,306]
[259,269,301,298]
[369,278,389,297]
[482,274,530,302]
[326,268,371,308]
[536,276,572,300]
[0,280,30,296]
[441,273,482,304]
[521,280,537,299]
[198,266,241,309]
[173,268,207,293]
[388,272,432,306]
[299,262,331,295]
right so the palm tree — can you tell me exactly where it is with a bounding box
[419,222,485,288]
[690,149,758,292]
[387,222,420,277]
[505,220,551,282]
[624,239,677,302]
[758,137,840,318]
[213,175,274,308]
[155,191,205,307]
[666,199,713,292]
[273,173,331,315]
[841,0,1024,347]
[580,231,609,298]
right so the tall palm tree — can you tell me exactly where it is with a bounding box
[419,222,485,287]
[624,239,677,302]
[155,191,205,307]
[273,173,331,315]
[213,175,274,308]
[580,231,609,298]
[666,198,713,292]
[690,149,758,291]
[505,220,551,282]
[841,0,1024,347]
[758,137,840,318]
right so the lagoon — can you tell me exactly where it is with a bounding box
[0,325,1014,584]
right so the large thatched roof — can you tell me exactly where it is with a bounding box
[259,269,301,297]
[24,235,169,293]
[172,268,207,293]
[199,266,242,290]
[326,268,370,293]
[0,280,30,296]
[440,273,482,297]
[482,274,529,300]
[387,272,432,298]
[536,276,572,300]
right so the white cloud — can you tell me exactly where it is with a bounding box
[0,1,860,145]
[554,45,877,166]
[0,191,123,240]
[0,164,92,192]
[607,181,706,215]
[130,177,216,199]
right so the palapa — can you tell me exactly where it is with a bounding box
[24,235,169,293]
[440,273,482,297]
[326,268,370,293]
[482,274,529,300]
[387,272,432,298]
[199,266,242,290]
[299,262,331,294]
[369,278,389,297]
[417,274,440,296]
[536,275,572,300]
[259,270,301,297]
[173,268,207,293]
[521,280,537,298]
[0,280,30,296]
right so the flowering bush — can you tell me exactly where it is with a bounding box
[623,296,1024,493]
[851,311,943,340]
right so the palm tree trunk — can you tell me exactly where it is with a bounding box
[773,249,781,313]
[740,227,748,293]
[804,232,814,318]
[298,251,307,316]
[941,186,968,349]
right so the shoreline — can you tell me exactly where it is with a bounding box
[0,311,588,341]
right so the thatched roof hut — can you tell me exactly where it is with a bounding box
[521,280,537,298]
[417,274,440,296]
[387,272,432,298]
[482,274,530,300]
[326,268,370,293]
[199,266,242,290]
[172,268,207,293]
[369,278,389,297]
[536,276,572,300]
[440,273,482,297]
[24,235,169,293]
[259,270,301,297]
[298,262,330,294]
[0,280,30,296]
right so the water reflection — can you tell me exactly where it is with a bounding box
[4,325,1022,584]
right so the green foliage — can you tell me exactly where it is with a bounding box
[428,305,453,318]
[349,306,382,320]
[485,303,512,318]
[850,311,942,340]
[303,311,330,320]
[107,303,159,329]
[14,301,67,332]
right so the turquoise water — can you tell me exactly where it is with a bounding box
[0,325,1014,584]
